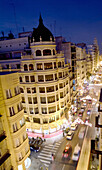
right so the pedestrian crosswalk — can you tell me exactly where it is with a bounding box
[38,141,62,168]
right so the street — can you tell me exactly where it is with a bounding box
[29,82,101,170]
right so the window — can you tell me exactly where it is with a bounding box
[60,92,63,98]
[43,119,48,124]
[30,76,35,82]
[37,63,43,70]
[6,89,12,99]
[54,62,56,68]
[38,75,44,82]
[17,102,22,112]
[9,107,15,116]
[33,97,37,104]
[35,107,39,114]
[32,87,36,93]
[20,117,25,127]
[59,72,62,78]
[49,106,56,113]
[44,63,52,70]
[53,49,55,55]
[16,64,20,69]
[29,64,34,70]
[14,86,20,95]
[45,74,53,81]
[27,88,31,93]
[19,76,22,82]
[41,97,46,104]
[47,96,55,103]
[13,123,18,132]
[47,86,54,92]
[25,76,29,82]
[33,118,40,123]
[22,97,25,103]
[24,64,28,71]
[39,87,45,93]
[29,108,34,114]
[58,62,61,68]
[55,74,57,80]
[28,97,32,104]
[56,94,59,101]
[42,108,47,114]
[43,49,51,56]
[20,88,24,93]
[36,50,41,56]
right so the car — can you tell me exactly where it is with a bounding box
[66,131,74,140]
[78,127,85,139]
[84,116,90,123]
[62,144,72,159]
[87,110,91,115]
[72,144,81,161]
[71,123,77,131]
[83,103,86,106]
[78,112,83,117]
[30,145,41,152]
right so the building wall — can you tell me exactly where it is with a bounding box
[0,72,30,170]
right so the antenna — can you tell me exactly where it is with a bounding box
[9,2,18,36]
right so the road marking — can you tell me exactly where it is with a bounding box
[43,148,56,152]
[40,153,51,157]
[40,159,50,164]
[38,155,51,161]
[62,164,65,170]
[41,150,52,154]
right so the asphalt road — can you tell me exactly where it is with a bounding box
[29,83,100,170]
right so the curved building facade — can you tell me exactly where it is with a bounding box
[19,16,71,134]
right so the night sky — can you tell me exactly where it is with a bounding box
[0,0,102,53]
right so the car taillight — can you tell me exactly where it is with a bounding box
[66,154,68,157]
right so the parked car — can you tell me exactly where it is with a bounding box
[66,131,74,140]
[84,116,90,123]
[87,110,91,115]
[78,112,83,117]
[78,127,85,139]
[72,144,81,161]
[62,144,72,159]
[71,123,77,131]
[30,145,41,152]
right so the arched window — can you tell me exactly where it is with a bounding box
[36,50,41,56]
[29,64,34,70]
[53,49,55,55]
[24,64,28,71]
[19,77,22,82]
[43,49,51,56]
[20,88,24,93]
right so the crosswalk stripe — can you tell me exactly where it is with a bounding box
[48,144,53,147]
[44,164,49,167]
[38,156,51,161]
[43,148,56,153]
[40,153,51,157]
[41,150,51,154]
[44,146,58,150]
[40,159,50,164]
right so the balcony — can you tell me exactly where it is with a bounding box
[0,151,11,166]
[0,131,6,142]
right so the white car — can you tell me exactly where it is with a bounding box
[78,127,85,139]
[72,144,81,161]
[71,123,77,131]
[66,131,74,140]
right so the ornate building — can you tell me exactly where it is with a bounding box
[19,15,71,134]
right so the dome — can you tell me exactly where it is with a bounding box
[31,14,54,42]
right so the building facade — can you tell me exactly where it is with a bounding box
[0,72,30,170]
